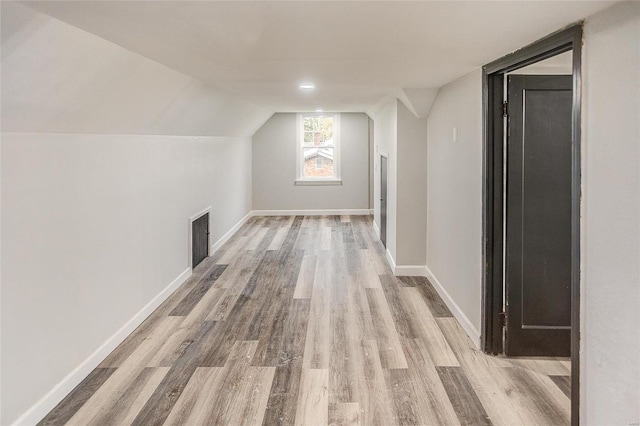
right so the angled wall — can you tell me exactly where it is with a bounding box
[1,2,270,136]
[0,2,266,423]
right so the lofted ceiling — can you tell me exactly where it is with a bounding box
[24,1,616,114]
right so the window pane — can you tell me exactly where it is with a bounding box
[302,116,334,145]
[303,147,334,178]
[304,132,313,144]
[300,114,337,180]
[304,118,313,132]
[317,116,334,142]
[312,131,325,146]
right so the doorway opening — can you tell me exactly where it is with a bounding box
[481,24,582,424]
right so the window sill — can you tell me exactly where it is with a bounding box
[294,179,343,186]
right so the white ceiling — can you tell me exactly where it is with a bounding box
[25,1,616,114]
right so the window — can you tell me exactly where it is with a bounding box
[296,113,341,185]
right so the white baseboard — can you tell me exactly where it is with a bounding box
[424,266,481,349]
[385,248,396,273]
[372,220,380,238]
[394,265,428,276]
[12,267,191,426]
[16,210,256,424]
[252,209,373,216]
[211,211,253,254]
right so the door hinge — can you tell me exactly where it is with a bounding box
[502,101,508,117]
[498,311,507,327]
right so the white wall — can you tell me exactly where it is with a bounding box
[396,101,428,267]
[1,134,252,424]
[582,2,640,424]
[369,117,374,209]
[1,3,258,423]
[425,70,483,342]
[369,98,428,270]
[252,113,370,211]
[370,99,398,260]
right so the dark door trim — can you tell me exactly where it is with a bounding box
[481,23,582,424]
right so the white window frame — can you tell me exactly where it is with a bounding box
[295,113,342,186]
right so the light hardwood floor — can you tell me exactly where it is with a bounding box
[39,215,571,426]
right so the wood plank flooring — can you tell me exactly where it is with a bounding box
[39,215,571,425]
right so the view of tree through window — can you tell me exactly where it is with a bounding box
[302,115,335,178]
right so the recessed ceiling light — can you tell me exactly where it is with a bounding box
[316,108,323,112]
[299,83,315,90]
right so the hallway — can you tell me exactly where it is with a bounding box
[40,216,570,426]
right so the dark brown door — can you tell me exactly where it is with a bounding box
[505,75,572,356]
[192,213,209,269]
[380,155,388,248]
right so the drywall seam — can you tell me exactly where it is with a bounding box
[11,267,191,426]
[424,266,481,349]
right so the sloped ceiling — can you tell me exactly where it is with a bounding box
[401,89,440,118]
[1,2,272,136]
[22,1,616,114]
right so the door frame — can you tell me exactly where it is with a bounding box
[189,206,211,270]
[480,24,582,424]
